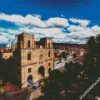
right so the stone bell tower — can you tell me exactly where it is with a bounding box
[17,33,35,49]
[40,38,53,49]
[15,33,35,88]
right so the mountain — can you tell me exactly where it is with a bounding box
[0,43,7,47]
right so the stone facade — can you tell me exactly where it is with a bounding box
[14,33,54,88]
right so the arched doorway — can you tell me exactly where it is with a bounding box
[38,66,45,77]
[27,75,33,84]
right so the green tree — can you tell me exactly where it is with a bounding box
[84,34,100,81]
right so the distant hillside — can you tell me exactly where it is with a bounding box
[0,43,7,47]
[53,43,85,47]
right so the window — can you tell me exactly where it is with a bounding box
[39,54,43,64]
[28,40,31,48]
[27,52,31,60]
[48,51,51,57]
[28,68,32,73]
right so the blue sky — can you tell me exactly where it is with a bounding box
[0,0,100,45]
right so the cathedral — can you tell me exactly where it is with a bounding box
[14,33,54,88]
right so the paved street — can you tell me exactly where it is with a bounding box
[29,87,43,100]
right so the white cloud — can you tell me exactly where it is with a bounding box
[65,25,100,44]
[46,17,69,28]
[19,27,66,41]
[7,29,21,35]
[69,18,90,27]
[0,13,100,44]
[0,13,69,28]
[0,36,8,43]
[0,13,46,28]
[92,25,100,32]
[67,25,84,32]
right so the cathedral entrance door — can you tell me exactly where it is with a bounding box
[27,75,33,85]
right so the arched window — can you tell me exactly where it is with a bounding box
[27,52,31,60]
[28,68,32,73]
[39,54,43,59]
[48,51,51,57]
[48,42,50,48]
[38,66,45,77]
[39,54,43,64]
[27,40,31,48]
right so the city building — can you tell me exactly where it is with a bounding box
[0,48,13,60]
